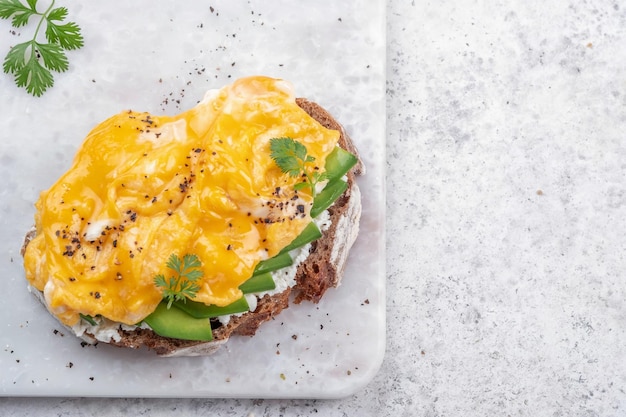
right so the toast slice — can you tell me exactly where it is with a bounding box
[21,98,363,357]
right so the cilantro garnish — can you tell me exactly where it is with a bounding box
[154,254,203,309]
[0,0,84,96]
[269,137,327,199]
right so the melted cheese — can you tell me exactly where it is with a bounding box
[23,76,340,326]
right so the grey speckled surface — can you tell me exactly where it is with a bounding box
[2,0,626,415]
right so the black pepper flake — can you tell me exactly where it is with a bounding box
[179,179,190,193]
[94,292,101,299]
[113,240,117,248]
[151,196,157,203]
[226,244,232,250]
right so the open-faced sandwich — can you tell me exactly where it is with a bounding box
[21,76,363,356]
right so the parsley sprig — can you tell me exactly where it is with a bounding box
[154,254,203,309]
[270,137,327,199]
[0,0,84,96]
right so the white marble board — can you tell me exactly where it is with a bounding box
[0,0,385,398]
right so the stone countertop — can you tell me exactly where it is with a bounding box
[2,0,625,415]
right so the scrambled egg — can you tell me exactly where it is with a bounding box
[23,76,340,326]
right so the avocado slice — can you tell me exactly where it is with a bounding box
[144,301,213,341]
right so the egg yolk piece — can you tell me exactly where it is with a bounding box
[23,76,340,326]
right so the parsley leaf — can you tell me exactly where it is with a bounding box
[270,137,327,199]
[45,11,83,50]
[15,43,53,96]
[154,253,203,309]
[0,0,36,27]
[35,41,68,71]
[0,0,83,96]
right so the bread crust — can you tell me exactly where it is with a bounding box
[22,98,363,356]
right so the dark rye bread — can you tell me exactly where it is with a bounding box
[292,98,364,303]
[21,98,363,357]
